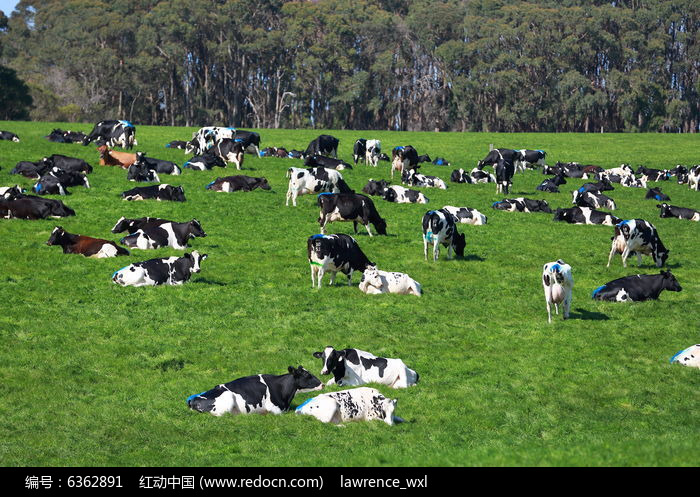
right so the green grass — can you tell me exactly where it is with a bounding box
[0,121,698,467]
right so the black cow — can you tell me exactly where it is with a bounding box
[495,157,515,194]
[45,129,86,143]
[492,198,552,213]
[112,251,207,287]
[657,203,700,222]
[10,161,46,179]
[317,193,387,236]
[134,153,181,175]
[42,155,93,174]
[362,179,389,196]
[82,120,136,149]
[205,175,271,192]
[305,135,339,158]
[353,139,367,165]
[0,195,75,219]
[120,219,206,250]
[592,271,681,302]
[307,233,373,288]
[552,207,621,226]
[450,169,473,184]
[127,162,160,183]
[646,187,670,202]
[304,154,352,170]
[33,175,70,196]
[575,179,614,195]
[187,366,323,416]
[0,131,20,142]
[234,130,261,155]
[121,184,186,202]
[391,146,419,178]
[536,175,567,193]
[432,157,450,166]
[184,154,226,171]
[41,167,90,189]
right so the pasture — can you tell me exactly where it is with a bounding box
[0,121,698,467]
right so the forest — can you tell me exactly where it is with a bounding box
[0,0,698,132]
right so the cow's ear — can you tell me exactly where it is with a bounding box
[312,351,323,358]
[288,366,295,374]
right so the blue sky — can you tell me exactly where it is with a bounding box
[0,0,18,16]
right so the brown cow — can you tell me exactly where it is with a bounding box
[97,145,137,169]
[46,226,130,258]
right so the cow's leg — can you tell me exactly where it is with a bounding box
[554,302,559,315]
[433,240,439,262]
[546,299,552,323]
[620,246,631,268]
[320,214,328,234]
[347,269,353,286]
[607,242,618,267]
[636,253,643,267]
[286,187,292,206]
[423,237,428,260]
[319,268,328,288]
[311,265,317,288]
[364,222,372,237]
[563,293,571,320]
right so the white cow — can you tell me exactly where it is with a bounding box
[670,345,700,369]
[296,387,400,425]
[359,266,422,296]
[365,139,381,167]
[542,260,573,323]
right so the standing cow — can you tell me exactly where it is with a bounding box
[307,234,373,288]
[286,167,351,206]
[542,260,573,323]
[422,209,466,261]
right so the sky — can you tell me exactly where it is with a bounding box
[0,0,19,16]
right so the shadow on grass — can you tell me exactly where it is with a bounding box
[568,307,610,321]
[457,254,486,262]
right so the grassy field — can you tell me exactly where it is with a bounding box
[0,121,698,467]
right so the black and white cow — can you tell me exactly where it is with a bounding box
[119,219,206,250]
[127,162,160,183]
[607,219,669,268]
[0,185,25,200]
[495,156,515,194]
[636,166,669,182]
[205,175,271,192]
[391,146,419,178]
[133,152,181,175]
[536,174,567,193]
[417,154,432,164]
[432,157,450,166]
[317,193,387,236]
[45,167,90,189]
[362,179,389,196]
[592,271,681,302]
[0,195,75,219]
[233,130,261,155]
[382,185,429,204]
[185,126,236,155]
[121,184,186,202]
[305,134,339,158]
[575,179,615,195]
[450,169,473,184]
[210,139,245,170]
[45,129,81,143]
[82,120,136,149]
[620,174,647,189]
[353,139,367,165]
[46,226,129,258]
[469,168,497,183]
[33,175,69,196]
[296,387,400,425]
[165,140,188,150]
[41,155,93,174]
[657,203,700,222]
[670,345,700,369]
[542,260,573,323]
[365,139,381,167]
[304,154,352,170]
[183,154,227,171]
[477,148,518,169]
[516,149,546,171]
[422,209,466,261]
[312,346,419,388]
[646,187,670,202]
[112,251,207,286]
[402,168,447,189]
[442,205,487,225]
[111,216,171,233]
[307,233,373,288]
[552,207,621,226]
[359,266,422,296]
[686,166,699,190]
[572,190,617,210]
[0,130,20,142]
[668,165,688,184]
[187,366,323,417]
[492,198,552,213]
[286,167,352,206]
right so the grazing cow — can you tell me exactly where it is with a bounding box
[572,190,617,210]
[687,166,700,191]
[210,139,245,170]
[112,251,207,286]
[359,266,422,296]
[296,387,400,425]
[47,226,129,258]
[656,203,700,222]
[286,167,352,207]
[353,139,367,165]
[495,156,515,194]
[317,193,387,236]
[186,126,236,155]
[165,140,188,150]
[365,139,381,167]
[121,184,186,202]
[670,345,700,369]
[553,207,621,226]
[233,130,261,155]
[304,154,352,170]
[312,346,419,388]
[10,161,46,179]
[516,149,546,171]
[82,120,136,149]
[422,209,466,261]
[432,157,450,166]
[450,169,473,184]
[127,163,160,183]
[305,135,339,158]
[442,205,487,225]
[307,233,373,288]
[0,185,25,200]
[134,153,181,175]
[646,187,670,201]
[111,216,171,233]
[536,175,567,193]
[42,155,93,174]
[391,146,420,178]
[183,154,226,171]
[120,219,206,250]
[492,198,552,213]
[205,175,271,192]
[542,260,573,323]
[382,185,428,204]
[592,271,681,302]
[0,195,75,219]
[187,366,323,417]
[607,219,669,268]
[477,148,518,169]
[97,145,137,168]
[402,168,447,189]
[362,179,389,196]
[0,130,20,142]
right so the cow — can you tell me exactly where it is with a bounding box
[552,207,621,226]
[82,120,136,149]
[121,184,186,202]
[0,195,75,219]
[45,129,85,143]
[576,179,615,194]
[646,187,670,202]
[422,209,466,261]
[133,153,181,175]
[542,260,573,323]
[362,179,389,196]
[119,219,206,250]
[205,175,271,192]
[477,148,518,169]
[516,149,547,171]
[307,233,373,288]
[495,155,515,194]
[288,149,305,159]
[670,345,700,369]
[233,130,261,155]
[668,165,688,183]
[296,387,400,425]
[165,140,188,150]
[391,146,419,178]
[469,168,496,184]
[365,139,381,167]
[274,147,289,158]
[592,271,681,302]
[0,185,25,200]
[0,130,20,142]
[42,155,93,174]
[636,166,669,182]
[112,251,207,287]
[536,175,567,193]
[317,193,387,236]
[46,227,129,258]
[359,266,422,296]
[572,190,617,210]
[286,167,352,207]
[97,146,136,168]
[417,154,432,164]
[111,216,171,234]
[126,162,160,183]
[492,198,552,213]
[607,219,669,268]
[450,169,473,184]
[441,206,487,225]
[210,139,245,170]
[304,135,339,158]
[402,168,447,189]
[432,157,450,166]
[382,185,429,204]
[312,346,419,389]
[304,154,352,170]
[687,166,700,191]
[10,161,46,179]
[259,147,278,157]
[620,174,647,189]
[656,203,700,222]
[185,126,236,155]
[353,139,367,165]
[183,154,226,171]
[33,175,69,196]
[187,366,323,417]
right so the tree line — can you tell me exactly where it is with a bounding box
[0,0,698,132]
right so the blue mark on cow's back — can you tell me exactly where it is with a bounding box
[318,192,334,198]
[669,349,687,364]
[591,285,606,298]
[295,397,316,412]
[310,234,327,240]
[186,391,208,405]
[119,120,134,128]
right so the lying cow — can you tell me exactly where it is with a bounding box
[296,387,400,425]
[362,179,389,196]
[112,251,207,286]
[0,195,75,219]
[646,187,670,202]
[312,346,419,388]
[318,192,387,236]
[188,366,322,416]
[572,190,617,210]
[120,219,206,250]
[206,175,271,192]
[10,161,46,179]
[165,140,188,150]
[286,167,351,207]
[516,149,546,171]
[536,175,566,193]
[127,162,160,183]
[442,206,487,225]
[432,157,450,166]
[111,216,171,233]
[304,154,352,170]
[542,260,573,323]
[0,185,24,200]
[47,226,129,258]
[121,184,186,202]
[552,207,621,226]
[450,169,473,184]
[620,174,647,189]
[0,130,20,142]
[359,266,422,296]
[670,345,700,369]
[469,168,496,183]
[382,185,428,204]
[592,270,681,302]
[307,233,373,288]
[98,145,136,168]
[422,209,466,261]
[607,219,669,268]
[402,168,447,189]
[492,198,552,213]
[134,152,181,175]
[184,154,226,171]
[33,175,69,196]
[42,154,93,174]
[657,203,700,222]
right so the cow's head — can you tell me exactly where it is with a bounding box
[289,366,323,393]
[382,188,396,202]
[552,208,568,222]
[660,270,682,292]
[257,178,271,190]
[656,203,672,218]
[185,251,208,273]
[453,231,466,257]
[111,216,131,233]
[313,346,346,376]
[188,219,207,238]
[171,186,186,202]
[654,246,669,268]
[537,200,553,213]
[46,226,66,246]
